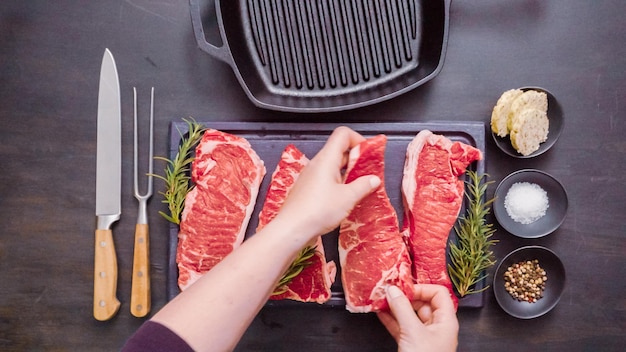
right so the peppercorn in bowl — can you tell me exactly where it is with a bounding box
[493,246,566,319]
[494,169,568,238]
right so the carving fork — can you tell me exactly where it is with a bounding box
[131,87,154,317]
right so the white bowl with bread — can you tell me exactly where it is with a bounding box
[490,87,564,158]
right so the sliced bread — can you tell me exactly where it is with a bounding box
[491,89,523,137]
[509,108,550,156]
[507,90,548,131]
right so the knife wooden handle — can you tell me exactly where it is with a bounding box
[93,229,120,321]
[130,223,151,317]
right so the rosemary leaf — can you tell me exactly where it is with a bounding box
[154,118,206,224]
[272,245,317,296]
[448,170,498,297]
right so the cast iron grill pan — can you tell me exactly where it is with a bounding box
[190,0,450,112]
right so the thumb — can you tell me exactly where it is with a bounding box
[344,175,381,202]
[386,285,422,328]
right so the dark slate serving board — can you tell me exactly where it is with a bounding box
[166,121,486,308]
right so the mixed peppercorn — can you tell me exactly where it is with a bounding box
[503,259,547,303]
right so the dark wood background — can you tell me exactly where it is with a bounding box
[1,0,624,351]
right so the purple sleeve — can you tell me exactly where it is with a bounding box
[121,321,194,352]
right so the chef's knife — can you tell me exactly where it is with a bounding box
[94,48,121,321]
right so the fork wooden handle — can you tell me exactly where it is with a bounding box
[130,223,151,317]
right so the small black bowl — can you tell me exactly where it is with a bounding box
[493,246,566,319]
[494,169,568,238]
[491,87,564,158]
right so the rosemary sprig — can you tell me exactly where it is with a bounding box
[272,245,317,296]
[153,118,206,224]
[448,170,498,297]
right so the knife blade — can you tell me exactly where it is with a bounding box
[94,48,121,321]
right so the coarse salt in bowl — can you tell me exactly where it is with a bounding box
[504,182,549,225]
[494,169,568,238]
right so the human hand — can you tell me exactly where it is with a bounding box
[377,284,459,352]
[274,126,381,240]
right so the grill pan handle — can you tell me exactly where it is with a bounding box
[189,0,232,64]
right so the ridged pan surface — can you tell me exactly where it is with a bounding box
[190,0,450,112]
[246,0,422,92]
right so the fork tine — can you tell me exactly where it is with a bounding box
[133,87,154,199]
[133,87,139,197]
[146,87,154,197]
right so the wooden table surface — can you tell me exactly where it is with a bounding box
[1,1,624,351]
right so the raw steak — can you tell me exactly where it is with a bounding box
[177,129,265,291]
[339,135,414,313]
[402,130,482,309]
[257,144,336,303]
